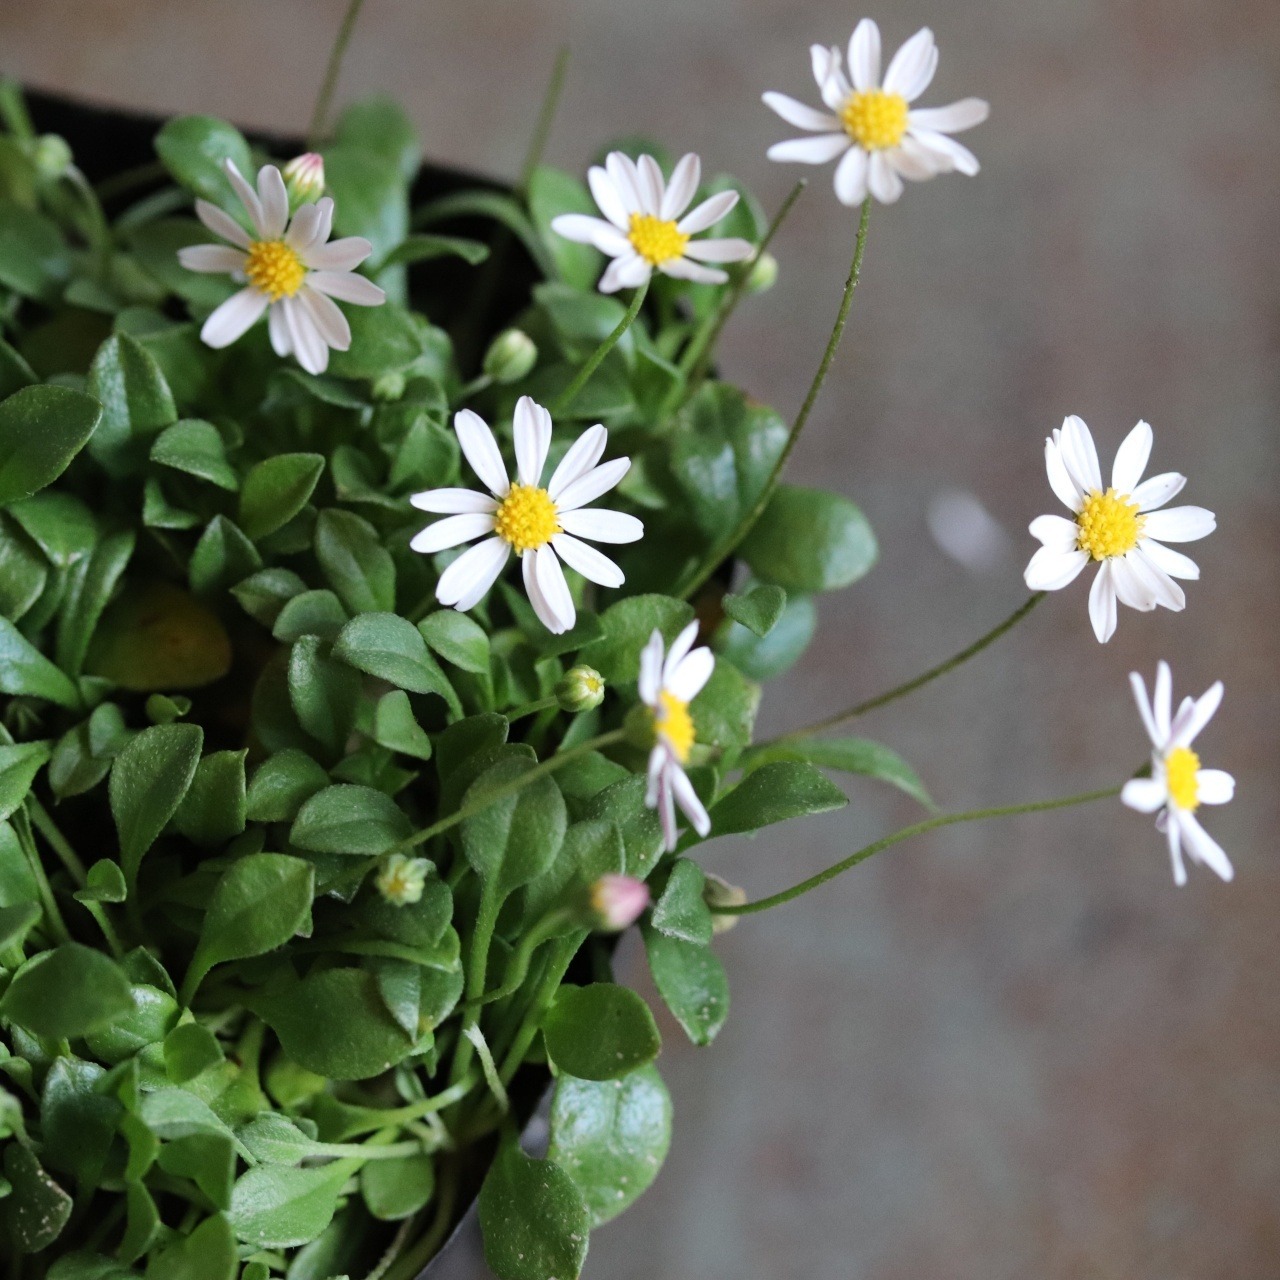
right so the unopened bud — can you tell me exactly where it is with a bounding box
[29,134,72,181]
[703,872,747,933]
[745,250,778,294]
[555,665,604,713]
[282,152,325,209]
[371,370,406,402]
[482,329,537,384]
[376,853,430,907]
[587,874,650,931]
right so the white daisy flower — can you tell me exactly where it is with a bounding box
[409,396,644,634]
[177,159,386,374]
[763,18,989,205]
[639,623,714,852]
[550,151,754,293]
[1024,416,1216,643]
[1122,661,1235,886]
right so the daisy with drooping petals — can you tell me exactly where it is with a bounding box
[409,396,643,634]
[178,159,386,374]
[551,151,754,293]
[763,18,989,205]
[639,623,714,852]
[1122,661,1235,885]
[1024,416,1215,643]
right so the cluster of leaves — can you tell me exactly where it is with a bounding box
[0,87,926,1280]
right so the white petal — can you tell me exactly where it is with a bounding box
[1121,777,1166,813]
[534,545,575,633]
[555,458,630,512]
[550,533,624,588]
[436,537,509,609]
[587,166,630,229]
[1169,695,1196,746]
[223,160,265,235]
[307,271,386,307]
[1111,419,1153,492]
[810,43,838,93]
[282,296,328,374]
[268,302,292,356]
[867,152,903,204]
[670,763,711,836]
[761,91,841,133]
[661,153,701,220]
[285,202,323,251]
[1023,546,1088,591]
[548,425,609,499]
[200,287,269,349]
[1153,660,1173,740]
[1126,550,1184,611]
[638,629,665,706]
[645,743,664,807]
[598,254,650,294]
[1057,416,1103,494]
[310,197,335,247]
[1137,538,1199,581]
[820,61,854,112]
[834,146,870,206]
[453,409,510,498]
[522,548,558,633]
[410,488,497,514]
[1172,681,1223,749]
[410,513,494,555]
[659,258,728,285]
[662,621,700,686]
[178,243,246,273]
[766,134,851,165]
[1195,769,1234,805]
[302,237,374,272]
[908,98,990,133]
[1165,815,1188,886]
[1029,513,1079,550]
[1132,472,1185,511]
[909,129,979,174]
[887,140,938,182]
[682,236,754,264]
[549,214,630,256]
[1176,812,1233,881]
[256,165,290,239]
[557,506,643,544]
[636,154,665,217]
[1140,506,1215,543]
[1044,436,1085,512]
[297,285,351,352]
[1109,556,1158,611]
[658,768,678,852]
[194,199,252,250]
[668,647,714,703]
[604,152,645,216]
[1088,562,1117,642]
[849,18,882,91]
[677,190,738,235]
[883,27,937,101]
[1128,670,1162,748]
[513,395,552,488]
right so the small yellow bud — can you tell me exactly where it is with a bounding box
[376,853,429,907]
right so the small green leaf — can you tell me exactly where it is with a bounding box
[746,736,932,807]
[719,592,816,680]
[118,1180,161,1263]
[73,860,127,905]
[163,1022,224,1084]
[0,385,102,507]
[381,233,489,268]
[0,205,70,302]
[742,483,878,592]
[0,944,133,1039]
[0,740,50,821]
[542,983,661,1081]
[245,749,330,824]
[0,513,47,622]
[417,610,491,674]
[528,165,600,290]
[360,1152,436,1221]
[228,1161,353,1250]
[56,529,135,677]
[372,690,433,760]
[0,616,81,708]
[86,332,178,474]
[290,784,412,856]
[709,760,847,836]
[643,927,729,1046]
[314,508,395,614]
[238,453,325,540]
[39,1057,118,1194]
[288,635,361,756]
[650,858,712,945]
[478,1139,590,1280]
[150,418,238,490]
[325,304,423,380]
[145,1212,237,1280]
[581,595,695,684]
[0,901,39,951]
[232,567,308,627]
[173,750,247,847]
[721,583,786,638]
[333,612,457,697]
[690,659,759,755]
[189,515,261,596]
[7,490,96,568]
[82,983,179,1064]
[272,589,348,643]
[154,115,253,204]
[2,1144,73,1253]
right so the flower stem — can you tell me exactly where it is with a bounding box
[505,694,557,723]
[770,591,1047,744]
[713,783,1123,916]
[677,196,872,600]
[518,46,570,195]
[550,279,649,417]
[307,0,369,148]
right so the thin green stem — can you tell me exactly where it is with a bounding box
[769,592,1047,744]
[331,1078,478,1138]
[380,1161,459,1280]
[469,908,572,1008]
[714,783,1124,916]
[11,810,70,946]
[447,880,502,1090]
[25,797,88,886]
[518,46,570,194]
[497,932,583,1086]
[550,280,649,417]
[505,694,556,724]
[94,159,166,202]
[677,196,871,600]
[307,0,369,148]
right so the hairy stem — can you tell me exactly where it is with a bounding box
[550,280,649,416]
[307,0,369,147]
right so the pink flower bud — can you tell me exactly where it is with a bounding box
[588,874,650,932]
[282,152,325,208]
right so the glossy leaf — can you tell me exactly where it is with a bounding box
[238,453,325,540]
[542,983,661,1081]
[0,944,133,1039]
[709,760,847,836]
[0,384,102,507]
[742,483,878,592]
[0,616,81,707]
[228,1161,353,1250]
[154,115,254,204]
[0,740,50,821]
[314,508,395,614]
[290,784,412,856]
[643,926,729,1046]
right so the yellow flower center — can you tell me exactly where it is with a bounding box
[1075,488,1145,560]
[655,690,695,764]
[244,239,307,301]
[1165,746,1200,811]
[840,89,910,150]
[627,213,689,266]
[493,484,561,554]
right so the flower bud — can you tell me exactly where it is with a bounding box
[29,134,72,181]
[587,874,650,931]
[376,853,430,907]
[371,370,406,402]
[745,250,778,295]
[282,152,325,209]
[482,329,538,384]
[555,665,604,713]
[703,872,747,933]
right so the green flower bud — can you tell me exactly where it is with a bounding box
[281,152,325,210]
[555,665,605,712]
[371,370,407,402]
[482,329,538,384]
[704,872,747,933]
[745,250,778,295]
[376,853,430,907]
[29,134,72,181]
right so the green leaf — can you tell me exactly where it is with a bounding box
[333,612,458,698]
[325,303,423,380]
[690,660,759,755]
[39,1057,118,1193]
[547,1065,672,1226]
[46,1255,138,1280]
[150,419,238,491]
[7,491,96,568]
[542,983,661,1081]
[0,740,49,821]
[642,927,729,1046]
[709,760,847,835]
[73,860,127,905]
[163,1022,224,1084]
[0,514,46,621]
[155,1134,236,1213]
[721,584,786,639]
[245,749,330,824]
[109,722,203,887]
[461,756,567,899]
[380,233,488,268]
[746,736,932,807]
[238,453,325,541]
[154,115,253,204]
[118,1180,161,1263]
[0,944,133,1039]
[288,635,361,756]
[82,983,179,1064]
[145,1212,237,1280]
[0,385,102,507]
[371,690,433,760]
[2,1144,73,1253]
[228,1161,352,1250]
[0,335,36,399]
[528,166,600,290]
[232,567,307,627]
[272,589,348,644]
[188,516,261,596]
[360,1152,436,1221]
[417,610,491,674]
[0,900,39,950]
[323,145,407,267]
[0,205,70,302]
[86,333,178,474]
[719,592,816,680]
[0,616,81,708]
[582,776,665,879]
[140,1089,243,1150]
[580,595,695,684]
[650,858,712,945]
[290,784,412,856]
[56,529,135,677]
[314,509,395,614]
[741,483,878,592]
[173,750,247,846]
[478,1139,590,1280]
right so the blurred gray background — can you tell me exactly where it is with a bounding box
[4,1,1277,1275]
